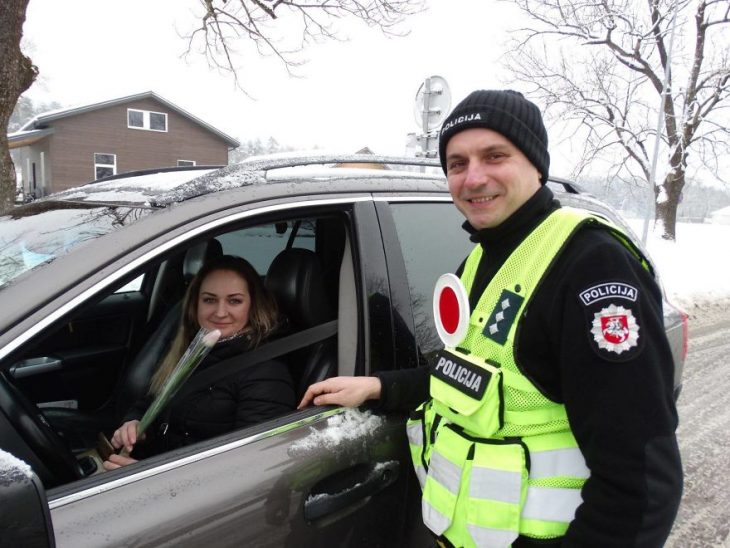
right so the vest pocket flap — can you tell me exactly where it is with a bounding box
[421,426,472,536]
[465,441,527,547]
[430,348,501,418]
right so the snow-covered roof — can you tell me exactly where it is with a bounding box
[18,91,239,147]
[7,127,55,148]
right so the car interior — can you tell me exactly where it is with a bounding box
[2,212,359,488]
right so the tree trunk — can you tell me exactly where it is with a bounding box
[655,168,686,241]
[0,0,37,213]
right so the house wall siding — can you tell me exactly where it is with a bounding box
[46,98,230,192]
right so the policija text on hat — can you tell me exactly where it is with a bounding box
[299,89,682,548]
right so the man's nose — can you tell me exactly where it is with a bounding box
[463,161,487,187]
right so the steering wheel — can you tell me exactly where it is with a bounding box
[0,369,84,485]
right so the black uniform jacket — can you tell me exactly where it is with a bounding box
[126,335,296,455]
[377,185,683,547]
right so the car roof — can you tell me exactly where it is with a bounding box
[34,153,585,209]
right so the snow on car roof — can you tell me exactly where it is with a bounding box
[46,168,226,206]
[42,154,445,208]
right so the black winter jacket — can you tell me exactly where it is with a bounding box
[126,335,295,455]
[377,186,683,548]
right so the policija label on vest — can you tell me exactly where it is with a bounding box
[432,349,489,400]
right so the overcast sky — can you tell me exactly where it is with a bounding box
[20,0,584,175]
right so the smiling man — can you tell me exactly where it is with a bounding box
[300,90,682,547]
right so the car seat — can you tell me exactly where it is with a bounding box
[43,239,222,450]
[265,248,337,398]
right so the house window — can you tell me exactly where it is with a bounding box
[127,108,168,132]
[94,153,117,180]
[177,160,196,167]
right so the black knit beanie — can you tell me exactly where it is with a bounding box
[438,89,550,183]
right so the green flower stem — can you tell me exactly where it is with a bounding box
[135,328,220,440]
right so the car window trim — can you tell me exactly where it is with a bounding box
[48,406,344,509]
[0,196,371,363]
[371,195,452,203]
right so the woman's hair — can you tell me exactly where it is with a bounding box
[149,254,278,394]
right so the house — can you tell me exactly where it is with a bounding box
[8,91,240,198]
[334,147,390,170]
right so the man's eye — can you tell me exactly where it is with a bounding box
[448,160,465,171]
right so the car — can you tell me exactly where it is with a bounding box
[0,154,687,547]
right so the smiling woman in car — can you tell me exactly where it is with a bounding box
[103,254,296,470]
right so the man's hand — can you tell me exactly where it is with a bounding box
[298,376,382,409]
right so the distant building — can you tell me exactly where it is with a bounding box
[8,91,239,198]
[334,147,390,170]
[708,205,730,225]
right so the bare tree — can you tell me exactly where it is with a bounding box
[504,0,730,240]
[187,0,424,86]
[0,0,424,213]
[0,0,37,213]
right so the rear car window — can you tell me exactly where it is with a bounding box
[216,220,316,274]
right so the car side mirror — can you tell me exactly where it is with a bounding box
[0,449,55,547]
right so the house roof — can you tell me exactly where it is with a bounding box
[7,128,55,149]
[17,91,240,148]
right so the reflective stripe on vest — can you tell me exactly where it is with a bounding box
[467,524,518,547]
[530,447,590,479]
[523,486,583,522]
[406,420,427,489]
[469,466,522,504]
[430,450,463,495]
[423,498,452,537]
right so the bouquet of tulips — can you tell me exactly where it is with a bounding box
[135,327,221,440]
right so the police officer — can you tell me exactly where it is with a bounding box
[299,89,682,547]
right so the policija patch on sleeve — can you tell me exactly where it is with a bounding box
[578,281,643,361]
[591,304,640,354]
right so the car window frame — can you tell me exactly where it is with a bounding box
[0,194,379,499]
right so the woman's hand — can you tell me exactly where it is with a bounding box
[110,420,145,453]
[298,376,382,409]
[102,453,139,471]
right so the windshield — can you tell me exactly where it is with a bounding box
[0,201,152,288]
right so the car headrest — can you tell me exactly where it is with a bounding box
[183,239,223,283]
[266,248,333,328]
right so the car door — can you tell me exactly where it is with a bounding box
[35,195,422,546]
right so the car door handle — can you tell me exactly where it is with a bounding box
[10,356,63,378]
[304,461,400,522]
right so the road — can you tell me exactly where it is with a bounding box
[667,300,730,547]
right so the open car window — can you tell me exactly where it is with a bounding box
[6,207,353,494]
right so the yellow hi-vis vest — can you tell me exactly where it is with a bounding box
[407,207,651,547]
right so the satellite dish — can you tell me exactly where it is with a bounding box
[414,75,451,133]
[433,273,470,348]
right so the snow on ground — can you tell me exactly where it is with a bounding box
[626,219,730,324]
